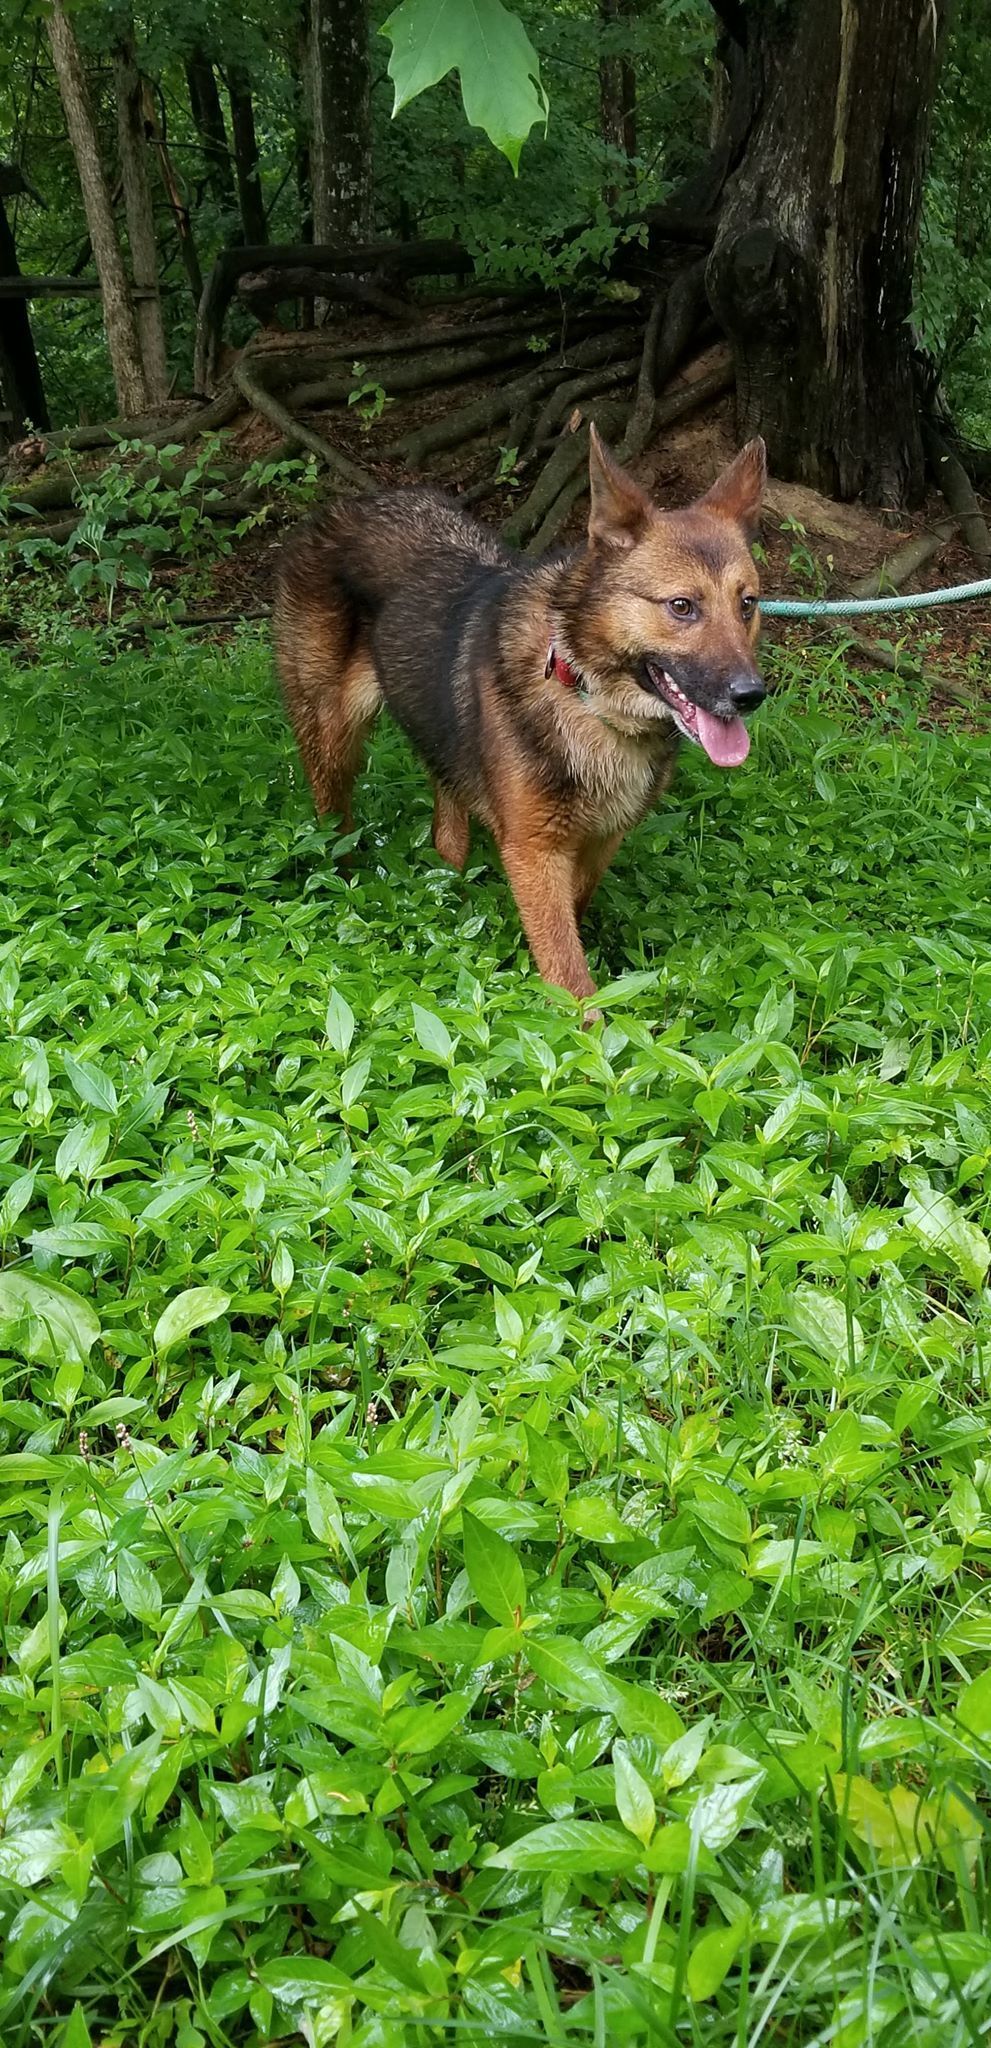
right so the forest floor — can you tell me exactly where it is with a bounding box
[1,625,991,2044]
[5,302,991,728]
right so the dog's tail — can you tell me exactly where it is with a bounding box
[273,506,384,821]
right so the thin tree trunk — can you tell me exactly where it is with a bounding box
[46,0,149,416]
[145,85,203,306]
[227,67,267,244]
[0,189,49,440]
[706,0,950,505]
[185,50,237,219]
[600,0,637,210]
[306,0,372,248]
[114,30,169,403]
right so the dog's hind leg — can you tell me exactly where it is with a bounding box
[275,598,381,826]
[432,786,470,869]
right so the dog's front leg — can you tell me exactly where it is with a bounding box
[499,839,596,1001]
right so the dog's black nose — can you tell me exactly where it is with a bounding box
[727,674,766,713]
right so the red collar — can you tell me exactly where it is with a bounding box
[545,641,582,690]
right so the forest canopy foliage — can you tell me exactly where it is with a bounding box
[0,0,986,444]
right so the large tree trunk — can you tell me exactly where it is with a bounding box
[705,0,949,506]
[185,51,237,220]
[306,0,372,247]
[0,172,49,442]
[227,68,267,245]
[46,0,149,417]
[114,30,169,403]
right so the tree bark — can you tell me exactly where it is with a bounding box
[306,0,372,247]
[145,86,203,306]
[114,30,169,403]
[600,0,637,209]
[227,68,267,245]
[0,183,48,441]
[46,0,149,418]
[185,51,237,219]
[706,0,950,506]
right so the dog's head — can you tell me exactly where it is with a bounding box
[556,428,767,766]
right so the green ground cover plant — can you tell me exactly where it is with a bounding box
[1,634,991,2045]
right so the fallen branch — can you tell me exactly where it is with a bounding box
[238,267,412,322]
[0,493,266,547]
[232,357,374,492]
[3,446,250,517]
[32,386,242,457]
[195,237,475,391]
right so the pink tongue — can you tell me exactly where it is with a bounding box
[695,707,751,767]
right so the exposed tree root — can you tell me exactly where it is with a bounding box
[393,328,633,468]
[526,401,631,556]
[285,334,551,410]
[832,630,979,708]
[517,359,735,556]
[529,356,640,450]
[618,260,708,464]
[848,517,957,598]
[923,426,991,562]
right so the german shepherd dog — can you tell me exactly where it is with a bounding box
[274,428,766,1002]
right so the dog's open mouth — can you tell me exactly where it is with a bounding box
[645,659,750,768]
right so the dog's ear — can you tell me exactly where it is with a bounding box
[697,438,767,541]
[588,424,652,551]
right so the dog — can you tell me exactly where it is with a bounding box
[273,427,766,1002]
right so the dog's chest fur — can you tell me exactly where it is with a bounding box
[554,705,678,833]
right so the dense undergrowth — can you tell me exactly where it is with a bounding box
[2,635,991,2045]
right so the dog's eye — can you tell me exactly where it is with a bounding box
[667,597,696,620]
[741,594,758,619]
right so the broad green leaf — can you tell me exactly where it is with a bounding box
[62,1053,118,1116]
[257,1959,353,2006]
[687,1922,746,2000]
[690,1771,764,1851]
[903,1173,990,1291]
[325,986,356,1053]
[305,1468,358,1568]
[117,1550,162,1626]
[154,1286,230,1356]
[784,1285,863,1371]
[956,1666,991,1736]
[383,0,547,171]
[525,1636,626,1716]
[831,1772,930,1867]
[0,1271,100,1367]
[462,1508,526,1626]
[59,2008,93,2048]
[491,1819,640,1874]
[614,1742,655,1846]
[411,1002,455,1063]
